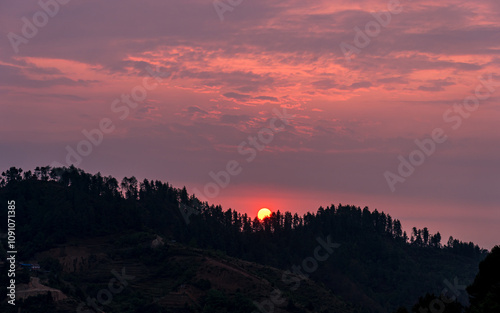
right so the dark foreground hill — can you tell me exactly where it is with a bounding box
[0,166,495,312]
[1,232,357,313]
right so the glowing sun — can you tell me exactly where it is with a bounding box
[258,208,272,220]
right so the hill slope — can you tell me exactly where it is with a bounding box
[0,166,490,312]
[2,232,358,313]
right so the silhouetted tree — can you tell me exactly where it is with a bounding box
[467,246,500,312]
[422,227,429,246]
[1,166,23,183]
[393,220,403,239]
[121,176,138,199]
[430,232,442,248]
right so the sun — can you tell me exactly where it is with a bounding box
[258,208,272,220]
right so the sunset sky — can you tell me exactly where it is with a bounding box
[1,0,499,249]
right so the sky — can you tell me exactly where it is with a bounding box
[1,0,499,249]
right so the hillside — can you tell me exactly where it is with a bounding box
[1,231,357,313]
[0,166,492,312]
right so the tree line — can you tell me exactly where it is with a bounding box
[0,166,490,312]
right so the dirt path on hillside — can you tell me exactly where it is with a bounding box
[17,277,67,301]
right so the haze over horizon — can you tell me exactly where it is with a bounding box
[1,0,499,250]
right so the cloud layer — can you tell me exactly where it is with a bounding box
[1,0,499,248]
